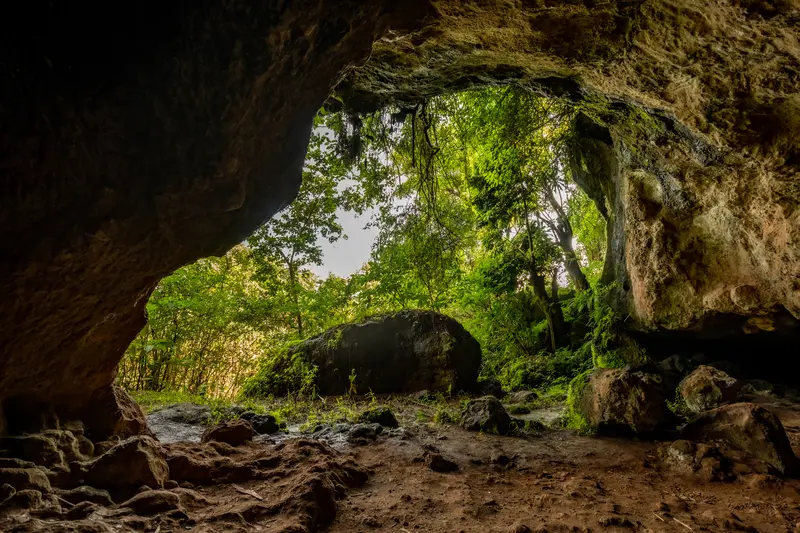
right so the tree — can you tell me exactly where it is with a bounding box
[247,113,349,338]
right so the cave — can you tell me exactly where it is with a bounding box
[2,0,800,529]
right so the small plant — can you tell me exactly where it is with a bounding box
[348,369,358,396]
[433,406,459,425]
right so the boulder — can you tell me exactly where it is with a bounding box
[84,436,169,489]
[679,366,743,414]
[200,419,253,446]
[85,385,153,441]
[680,403,799,475]
[461,397,511,435]
[508,391,538,404]
[357,407,399,428]
[283,310,481,395]
[573,369,671,434]
[239,412,280,435]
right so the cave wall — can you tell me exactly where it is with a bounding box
[1,0,799,429]
[337,0,800,335]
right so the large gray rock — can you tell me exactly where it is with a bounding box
[573,369,671,434]
[679,365,743,413]
[680,403,799,475]
[276,310,481,396]
[460,396,511,435]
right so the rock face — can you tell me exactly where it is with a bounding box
[460,396,512,435]
[286,311,482,395]
[575,369,672,434]
[679,365,743,414]
[680,403,799,475]
[1,1,800,421]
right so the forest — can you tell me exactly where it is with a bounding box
[116,86,615,404]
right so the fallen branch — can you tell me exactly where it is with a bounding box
[652,512,665,523]
[673,517,693,531]
[233,484,264,501]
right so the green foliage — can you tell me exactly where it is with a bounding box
[120,87,619,404]
[239,349,318,400]
[565,370,596,435]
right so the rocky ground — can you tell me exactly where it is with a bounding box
[2,387,800,533]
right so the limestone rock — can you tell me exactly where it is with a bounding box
[85,385,153,441]
[84,436,169,489]
[200,419,253,447]
[56,486,114,506]
[574,369,671,434]
[0,434,65,470]
[461,397,511,435]
[679,365,743,413]
[680,403,800,475]
[0,468,51,492]
[119,489,181,515]
[278,310,481,396]
[357,407,399,428]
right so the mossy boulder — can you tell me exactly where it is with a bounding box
[282,310,481,396]
[572,368,672,434]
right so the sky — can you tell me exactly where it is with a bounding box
[309,206,378,278]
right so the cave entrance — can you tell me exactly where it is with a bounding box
[115,85,611,406]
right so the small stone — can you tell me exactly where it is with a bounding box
[239,411,280,434]
[119,489,181,515]
[426,453,458,473]
[358,406,400,428]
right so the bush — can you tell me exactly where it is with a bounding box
[240,350,318,399]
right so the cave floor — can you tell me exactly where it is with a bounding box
[5,396,800,533]
[328,405,800,533]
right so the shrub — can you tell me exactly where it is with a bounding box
[240,350,318,399]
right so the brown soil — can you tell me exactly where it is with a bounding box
[4,397,799,533]
[331,420,800,533]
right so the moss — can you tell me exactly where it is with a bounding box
[565,369,596,435]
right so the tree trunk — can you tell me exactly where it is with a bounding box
[288,262,303,338]
[545,189,590,291]
[521,185,567,352]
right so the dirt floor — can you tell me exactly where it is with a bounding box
[189,395,800,532]
[4,395,800,533]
